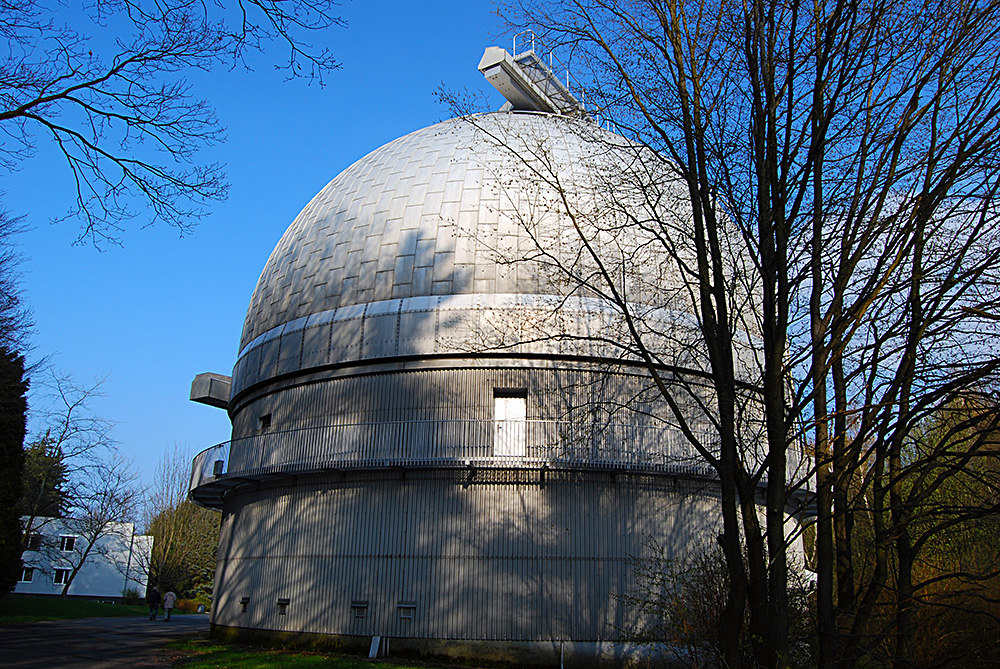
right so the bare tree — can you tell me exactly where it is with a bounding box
[52,451,140,596]
[0,0,345,245]
[0,210,31,351]
[16,370,150,598]
[141,443,219,597]
[453,0,1000,664]
[19,370,114,563]
[444,104,787,668]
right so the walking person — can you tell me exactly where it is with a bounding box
[146,586,161,621]
[163,590,177,622]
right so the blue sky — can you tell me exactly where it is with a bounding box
[6,1,507,484]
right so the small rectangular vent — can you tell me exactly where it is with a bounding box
[240,596,250,613]
[276,597,289,615]
[351,600,369,619]
[397,600,417,620]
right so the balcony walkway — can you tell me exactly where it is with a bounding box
[188,418,801,509]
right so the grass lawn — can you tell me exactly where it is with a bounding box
[0,594,149,623]
[168,638,482,669]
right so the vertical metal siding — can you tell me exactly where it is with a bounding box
[213,472,720,641]
[224,365,711,479]
[208,364,724,643]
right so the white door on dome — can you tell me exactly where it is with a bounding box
[494,396,526,457]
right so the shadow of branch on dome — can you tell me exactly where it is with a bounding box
[434,110,799,493]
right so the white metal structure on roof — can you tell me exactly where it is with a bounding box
[478,32,585,115]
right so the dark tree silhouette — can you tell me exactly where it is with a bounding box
[0,349,28,596]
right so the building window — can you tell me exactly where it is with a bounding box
[59,536,76,552]
[240,596,250,613]
[54,568,71,585]
[276,597,289,615]
[25,534,41,551]
[19,567,33,583]
[494,389,527,457]
[259,413,272,430]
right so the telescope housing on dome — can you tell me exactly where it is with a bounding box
[478,31,586,115]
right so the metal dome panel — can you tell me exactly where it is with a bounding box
[239,112,663,349]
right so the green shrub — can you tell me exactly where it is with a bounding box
[121,588,142,605]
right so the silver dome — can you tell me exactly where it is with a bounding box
[192,108,801,665]
[232,112,693,399]
[241,112,637,346]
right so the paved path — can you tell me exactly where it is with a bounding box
[0,614,210,668]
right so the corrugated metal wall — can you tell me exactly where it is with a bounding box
[213,470,720,641]
[228,365,710,468]
[211,364,725,643]
[233,366,652,432]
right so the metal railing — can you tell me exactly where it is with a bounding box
[190,442,231,496]
[512,30,538,60]
[511,30,591,115]
[189,419,716,494]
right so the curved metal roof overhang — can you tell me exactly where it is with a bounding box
[189,457,720,509]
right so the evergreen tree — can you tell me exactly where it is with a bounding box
[0,349,27,595]
[20,434,69,520]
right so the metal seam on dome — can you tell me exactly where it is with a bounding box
[234,293,703,361]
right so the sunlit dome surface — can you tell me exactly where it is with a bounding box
[239,112,645,350]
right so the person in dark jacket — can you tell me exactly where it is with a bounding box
[146,586,161,621]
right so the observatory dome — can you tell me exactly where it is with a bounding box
[232,111,687,400]
[192,108,755,664]
[242,112,629,345]
[188,45,808,664]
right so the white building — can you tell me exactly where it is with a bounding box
[16,517,152,601]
